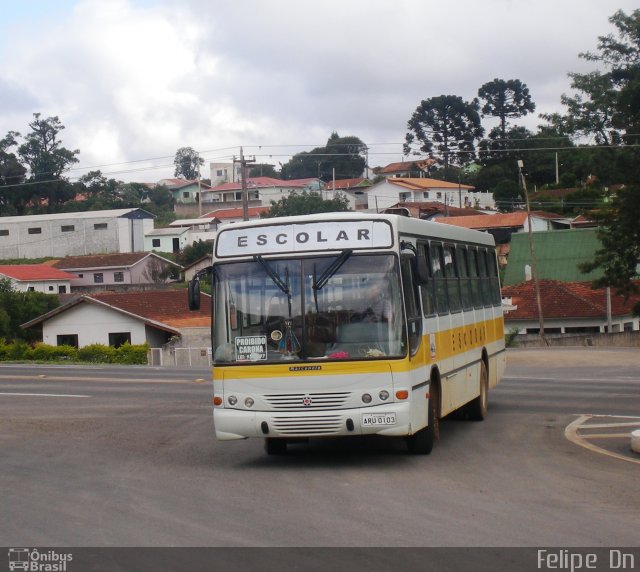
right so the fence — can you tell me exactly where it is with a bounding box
[148,347,212,367]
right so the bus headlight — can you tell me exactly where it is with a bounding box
[228,395,238,406]
[379,390,389,401]
[244,397,254,408]
[361,393,372,404]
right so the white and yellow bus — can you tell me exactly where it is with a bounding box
[189,212,506,454]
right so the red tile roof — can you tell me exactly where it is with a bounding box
[201,206,270,220]
[89,290,211,328]
[388,177,475,191]
[22,289,212,331]
[384,201,484,218]
[378,159,435,174]
[502,280,640,320]
[0,264,77,281]
[209,177,319,192]
[324,178,368,190]
[438,211,563,229]
[52,252,178,270]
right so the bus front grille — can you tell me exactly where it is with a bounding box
[271,415,343,436]
[264,392,351,410]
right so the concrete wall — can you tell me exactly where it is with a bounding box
[512,331,640,348]
[7,279,71,294]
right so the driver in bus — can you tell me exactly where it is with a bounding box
[356,283,393,323]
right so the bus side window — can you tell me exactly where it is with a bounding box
[418,242,436,316]
[488,250,501,305]
[457,246,473,311]
[430,243,449,315]
[478,248,491,307]
[444,244,461,313]
[469,248,482,309]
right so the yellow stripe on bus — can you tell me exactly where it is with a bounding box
[213,316,504,380]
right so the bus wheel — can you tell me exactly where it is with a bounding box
[467,361,488,421]
[265,438,287,455]
[407,382,438,455]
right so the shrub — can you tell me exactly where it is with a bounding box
[113,342,149,365]
[77,344,117,363]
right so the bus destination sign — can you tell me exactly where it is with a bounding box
[216,220,393,257]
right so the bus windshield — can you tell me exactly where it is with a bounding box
[212,253,406,364]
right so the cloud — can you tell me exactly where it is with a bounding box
[0,0,637,181]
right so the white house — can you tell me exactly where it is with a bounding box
[22,290,211,349]
[366,178,495,212]
[51,252,182,289]
[0,264,77,294]
[145,227,191,253]
[0,208,155,260]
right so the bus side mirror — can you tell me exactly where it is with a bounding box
[188,279,201,311]
[416,256,430,285]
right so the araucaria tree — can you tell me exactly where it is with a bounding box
[477,78,535,144]
[17,114,79,213]
[404,95,484,169]
[174,146,204,179]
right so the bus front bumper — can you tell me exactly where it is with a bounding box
[213,402,413,440]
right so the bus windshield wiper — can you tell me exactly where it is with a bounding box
[254,256,290,296]
[312,249,353,291]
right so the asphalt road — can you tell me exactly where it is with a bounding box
[0,349,639,548]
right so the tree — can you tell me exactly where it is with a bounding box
[0,131,27,215]
[174,147,204,179]
[176,239,213,267]
[280,133,366,181]
[579,185,640,315]
[477,79,535,144]
[404,95,484,170]
[17,114,79,213]
[262,191,351,218]
[541,9,640,145]
[249,164,279,178]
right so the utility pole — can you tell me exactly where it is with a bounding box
[235,147,255,221]
[518,159,546,343]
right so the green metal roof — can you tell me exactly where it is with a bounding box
[503,228,603,286]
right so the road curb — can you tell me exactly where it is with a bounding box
[632,430,640,455]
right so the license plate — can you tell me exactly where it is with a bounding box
[362,413,397,426]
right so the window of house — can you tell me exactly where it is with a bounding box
[28,227,42,234]
[94,223,107,230]
[216,169,223,177]
[183,191,190,198]
[423,192,429,199]
[0,229,8,236]
[152,239,161,247]
[93,273,104,283]
[436,192,442,199]
[399,192,411,201]
[78,274,84,278]
[57,334,78,348]
[61,225,75,232]
[114,272,124,282]
[108,332,131,348]
[27,286,35,292]
[48,286,54,291]
[58,285,67,294]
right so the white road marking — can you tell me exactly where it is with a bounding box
[0,392,91,398]
[565,414,640,466]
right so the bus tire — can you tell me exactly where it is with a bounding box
[265,438,287,455]
[467,360,488,421]
[406,381,439,455]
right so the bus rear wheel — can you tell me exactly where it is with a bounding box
[467,361,488,421]
[265,438,287,455]
[406,382,439,455]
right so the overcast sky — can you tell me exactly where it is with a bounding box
[0,0,636,183]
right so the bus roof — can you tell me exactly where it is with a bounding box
[216,212,496,248]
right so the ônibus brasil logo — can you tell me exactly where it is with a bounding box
[8,549,73,572]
